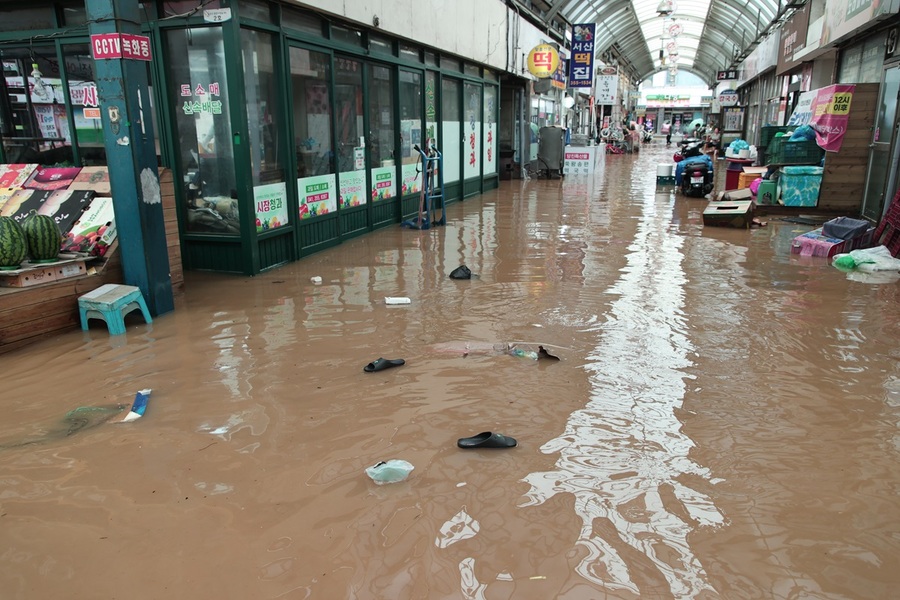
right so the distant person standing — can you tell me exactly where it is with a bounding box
[705,127,721,160]
[662,121,672,146]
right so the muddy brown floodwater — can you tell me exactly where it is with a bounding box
[2,144,899,600]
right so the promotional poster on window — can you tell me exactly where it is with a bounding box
[298,174,336,219]
[340,170,365,208]
[370,167,395,202]
[254,182,288,232]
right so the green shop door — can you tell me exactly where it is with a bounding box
[288,44,341,256]
[463,81,484,198]
[367,62,399,229]
[441,77,463,202]
[167,25,292,274]
[334,55,369,239]
[166,26,246,273]
[399,68,425,220]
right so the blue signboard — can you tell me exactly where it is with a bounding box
[569,23,595,89]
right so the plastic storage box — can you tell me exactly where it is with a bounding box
[779,166,823,207]
[822,217,870,240]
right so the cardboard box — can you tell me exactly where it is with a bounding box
[715,187,753,202]
[703,200,754,228]
[0,255,89,287]
[0,265,57,287]
[791,227,874,258]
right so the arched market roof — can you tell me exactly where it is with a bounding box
[543,0,802,86]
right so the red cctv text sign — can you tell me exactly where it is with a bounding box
[91,33,152,61]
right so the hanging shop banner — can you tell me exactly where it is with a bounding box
[820,0,896,47]
[787,84,855,152]
[370,167,395,202]
[527,44,559,79]
[569,24,595,88]
[595,66,617,105]
[551,59,567,90]
[297,173,336,219]
[254,182,288,232]
[339,169,365,208]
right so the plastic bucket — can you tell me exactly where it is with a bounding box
[656,164,674,177]
[738,149,750,159]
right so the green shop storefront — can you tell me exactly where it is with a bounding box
[0,1,499,274]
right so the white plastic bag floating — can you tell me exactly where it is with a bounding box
[833,245,900,272]
[365,459,414,485]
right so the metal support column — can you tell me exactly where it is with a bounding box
[86,0,173,316]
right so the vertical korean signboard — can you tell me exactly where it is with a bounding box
[569,24,595,89]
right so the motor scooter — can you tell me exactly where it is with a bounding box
[673,138,704,162]
[680,159,714,197]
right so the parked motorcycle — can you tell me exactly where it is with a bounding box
[680,158,715,197]
[673,138,704,162]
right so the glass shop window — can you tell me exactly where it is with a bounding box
[399,70,422,196]
[369,34,393,55]
[283,7,323,37]
[160,1,220,18]
[290,47,337,220]
[238,0,272,24]
[166,27,239,235]
[399,44,420,63]
[0,47,75,165]
[242,28,288,233]
[61,44,106,165]
[0,7,54,32]
[331,25,363,48]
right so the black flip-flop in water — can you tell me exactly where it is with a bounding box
[363,358,406,373]
[457,431,517,449]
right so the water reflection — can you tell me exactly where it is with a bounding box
[521,191,724,597]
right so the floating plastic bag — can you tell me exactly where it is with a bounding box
[833,245,900,272]
[366,459,414,485]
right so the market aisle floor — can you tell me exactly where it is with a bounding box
[2,142,899,600]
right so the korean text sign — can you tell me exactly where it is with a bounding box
[527,44,559,78]
[568,24,595,89]
[91,33,152,61]
[787,84,855,152]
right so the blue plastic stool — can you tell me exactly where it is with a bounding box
[78,284,152,335]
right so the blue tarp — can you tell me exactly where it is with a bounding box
[675,155,714,185]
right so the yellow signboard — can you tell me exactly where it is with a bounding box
[527,44,559,79]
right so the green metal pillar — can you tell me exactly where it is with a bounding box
[86,0,173,316]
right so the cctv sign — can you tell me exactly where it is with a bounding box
[91,33,152,61]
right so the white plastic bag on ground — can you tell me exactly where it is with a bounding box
[832,245,900,272]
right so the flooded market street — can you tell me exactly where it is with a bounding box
[1,144,899,599]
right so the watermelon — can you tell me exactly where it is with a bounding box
[0,215,27,267]
[22,210,61,261]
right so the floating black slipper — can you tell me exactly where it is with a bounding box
[363,358,406,373]
[457,431,517,449]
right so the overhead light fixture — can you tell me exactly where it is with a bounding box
[656,1,674,16]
